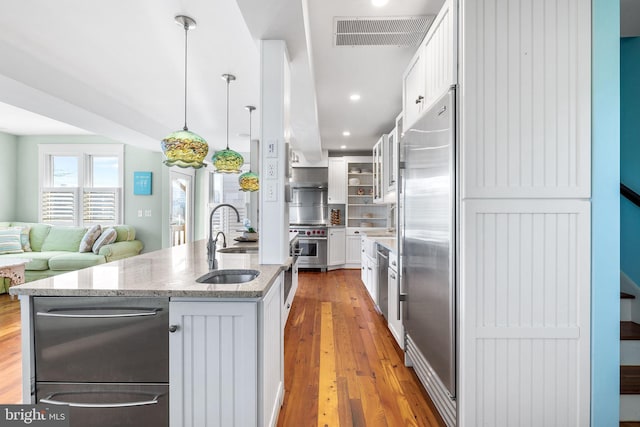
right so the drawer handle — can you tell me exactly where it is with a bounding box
[36,308,160,319]
[390,273,396,279]
[41,394,160,408]
[391,260,397,267]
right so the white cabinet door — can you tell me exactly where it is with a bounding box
[360,237,368,287]
[328,157,346,204]
[372,135,387,204]
[402,51,425,130]
[259,276,284,427]
[422,0,456,110]
[328,228,346,266]
[369,255,378,304]
[387,251,404,349]
[170,300,258,427]
[346,233,363,265]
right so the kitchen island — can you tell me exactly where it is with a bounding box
[9,239,288,427]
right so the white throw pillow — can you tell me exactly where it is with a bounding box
[79,225,102,253]
[92,228,117,254]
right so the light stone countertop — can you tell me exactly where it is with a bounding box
[362,230,397,252]
[9,240,287,299]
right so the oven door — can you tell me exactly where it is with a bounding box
[297,237,327,268]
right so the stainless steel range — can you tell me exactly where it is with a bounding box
[289,224,327,271]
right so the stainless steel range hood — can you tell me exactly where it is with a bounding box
[290,167,328,188]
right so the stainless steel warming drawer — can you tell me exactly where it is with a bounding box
[33,297,169,383]
[37,383,168,427]
[33,296,169,427]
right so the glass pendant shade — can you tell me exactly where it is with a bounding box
[238,105,259,191]
[239,170,259,191]
[162,129,208,168]
[212,74,244,173]
[211,148,244,174]
[161,15,208,169]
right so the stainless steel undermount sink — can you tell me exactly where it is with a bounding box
[196,269,260,284]
[216,247,258,254]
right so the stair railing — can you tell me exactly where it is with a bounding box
[621,183,640,208]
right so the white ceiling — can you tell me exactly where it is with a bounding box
[0,0,441,156]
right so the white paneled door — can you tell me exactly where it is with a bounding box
[458,0,592,425]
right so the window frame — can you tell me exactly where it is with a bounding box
[38,144,124,227]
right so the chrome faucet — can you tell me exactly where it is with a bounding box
[208,204,241,270]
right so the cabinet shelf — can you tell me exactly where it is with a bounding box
[348,184,373,187]
[349,217,386,220]
[349,204,375,207]
[348,172,373,176]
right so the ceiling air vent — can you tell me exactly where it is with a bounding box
[333,15,434,47]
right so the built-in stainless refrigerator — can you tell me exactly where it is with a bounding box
[401,87,457,427]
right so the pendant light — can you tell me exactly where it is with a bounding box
[161,15,209,169]
[211,74,244,173]
[239,106,259,192]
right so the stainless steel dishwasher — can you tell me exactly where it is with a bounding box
[33,296,169,427]
[377,244,389,319]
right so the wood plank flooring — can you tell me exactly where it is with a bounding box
[278,269,445,427]
[0,271,445,426]
[0,294,22,404]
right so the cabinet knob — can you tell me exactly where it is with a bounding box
[169,325,179,333]
[415,95,424,104]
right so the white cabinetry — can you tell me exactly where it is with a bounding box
[402,0,456,130]
[346,157,387,229]
[422,0,456,110]
[346,230,363,265]
[372,135,387,204]
[327,227,346,267]
[387,250,403,348]
[169,276,283,427]
[328,157,346,204]
[402,52,425,129]
[359,236,378,305]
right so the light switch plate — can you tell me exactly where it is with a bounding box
[264,182,277,201]
[266,139,278,158]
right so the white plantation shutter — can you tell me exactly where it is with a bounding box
[83,188,120,226]
[41,188,79,225]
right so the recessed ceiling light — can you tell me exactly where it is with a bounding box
[349,93,361,101]
[342,131,351,136]
[340,145,347,149]
[372,0,389,7]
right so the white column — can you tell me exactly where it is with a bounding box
[259,40,290,264]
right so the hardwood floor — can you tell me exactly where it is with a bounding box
[0,294,22,404]
[278,269,445,427]
[0,271,445,426]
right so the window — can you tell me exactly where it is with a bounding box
[39,144,124,227]
[207,167,249,236]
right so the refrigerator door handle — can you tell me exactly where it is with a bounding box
[398,291,407,321]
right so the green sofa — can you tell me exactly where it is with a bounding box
[0,222,143,287]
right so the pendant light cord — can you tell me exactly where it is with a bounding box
[183,24,189,131]
[226,78,230,150]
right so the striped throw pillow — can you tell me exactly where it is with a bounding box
[0,228,24,254]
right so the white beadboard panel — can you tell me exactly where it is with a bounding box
[423,0,457,111]
[460,0,591,198]
[170,301,258,427]
[259,276,284,427]
[459,199,590,427]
